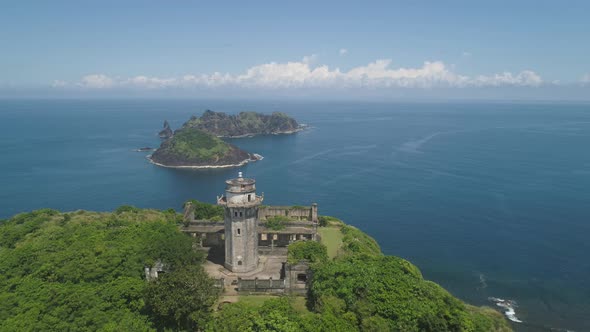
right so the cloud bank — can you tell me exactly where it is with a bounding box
[56,56,544,91]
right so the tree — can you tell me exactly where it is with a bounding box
[145,265,219,330]
[287,241,328,264]
[184,199,224,220]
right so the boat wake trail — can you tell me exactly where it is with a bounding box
[398,132,446,153]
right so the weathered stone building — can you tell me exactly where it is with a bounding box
[218,175,262,273]
[182,172,318,294]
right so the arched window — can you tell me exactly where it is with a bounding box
[237,228,241,235]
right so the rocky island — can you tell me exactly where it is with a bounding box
[149,110,301,168]
[183,110,304,137]
[149,128,255,168]
[158,120,173,139]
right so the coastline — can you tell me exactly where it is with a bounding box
[216,126,306,138]
[147,155,256,169]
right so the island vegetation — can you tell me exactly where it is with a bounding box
[0,204,510,331]
[149,110,301,168]
[183,110,303,138]
[149,127,252,168]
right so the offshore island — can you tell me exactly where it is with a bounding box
[148,110,304,168]
[0,173,511,331]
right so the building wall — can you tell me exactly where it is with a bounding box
[237,262,310,295]
[226,190,256,205]
[224,206,258,272]
[258,204,318,222]
[284,261,311,295]
[258,232,313,247]
[237,277,286,294]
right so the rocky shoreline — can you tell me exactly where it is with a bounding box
[217,125,307,138]
[147,154,261,169]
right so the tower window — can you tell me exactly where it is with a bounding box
[248,194,251,202]
[238,261,243,266]
[237,228,241,235]
[234,211,238,217]
[239,211,243,217]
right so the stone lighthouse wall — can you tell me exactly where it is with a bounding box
[224,205,259,272]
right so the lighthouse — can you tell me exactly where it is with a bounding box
[217,172,263,272]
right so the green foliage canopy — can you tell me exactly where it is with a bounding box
[264,215,292,230]
[185,199,224,221]
[0,208,214,331]
[165,128,230,161]
[287,241,328,264]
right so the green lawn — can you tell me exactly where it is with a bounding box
[237,295,278,306]
[237,295,310,314]
[290,297,310,314]
[318,226,343,259]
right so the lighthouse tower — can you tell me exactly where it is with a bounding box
[217,172,263,272]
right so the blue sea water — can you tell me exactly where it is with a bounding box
[1,99,589,331]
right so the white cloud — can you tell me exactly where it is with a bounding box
[462,51,471,57]
[51,80,67,88]
[581,74,590,84]
[339,48,348,56]
[60,57,544,90]
[79,74,114,88]
[472,70,543,87]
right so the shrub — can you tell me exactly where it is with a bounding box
[115,205,140,214]
[318,215,342,227]
[184,199,224,220]
[288,241,328,264]
[265,215,292,230]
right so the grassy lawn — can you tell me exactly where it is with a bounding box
[237,295,278,306]
[290,297,310,314]
[237,295,310,314]
[318,226,343,259]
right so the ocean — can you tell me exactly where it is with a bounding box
[1,99,589,331]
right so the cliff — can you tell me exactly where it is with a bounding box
[150,128,254,168]
[182,110,302,137]
[158,120,173,139]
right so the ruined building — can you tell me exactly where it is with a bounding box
[182,172,318,294]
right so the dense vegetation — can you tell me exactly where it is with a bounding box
[0,208,217,331]
[0,205,510,331]
[183,110,300,137]
[264,215,293,230]
[212,219,511,332]
[150,127,251,167]
[184,199,224,222]
[287,241,328,264]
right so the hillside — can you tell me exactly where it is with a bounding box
[210,217,512,332]
[0,207,510,331]
[149,128,254,168]
[183,110,302,137]
[0,208,217,331]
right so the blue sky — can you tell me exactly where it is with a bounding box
[1,1,589,99]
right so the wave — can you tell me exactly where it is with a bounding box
[488,297,522,323]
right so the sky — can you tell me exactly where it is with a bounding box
[1,0,590,100]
